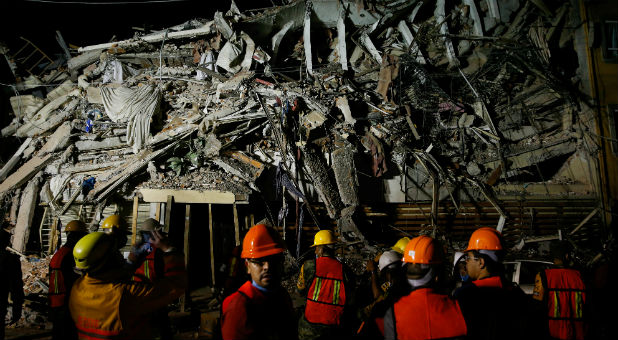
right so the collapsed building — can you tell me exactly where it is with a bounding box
[0,0,616,336]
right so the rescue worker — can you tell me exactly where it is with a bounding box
[383,235,467,340]
[391,237,410,255]
[451,251,470,294]
[1,227,23,340]
[358,250,406,337]
[130,218,164,282]
[220,224,297,340]
[455,227,548,340]
[533,241,586,340]
[69,231,186,340]
[100,214,130,250]
[128,218,172,340]
[297,230,352,340]
[48,220,88,340]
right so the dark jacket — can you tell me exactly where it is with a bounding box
[221,281,297,340]
[455,275,549,340]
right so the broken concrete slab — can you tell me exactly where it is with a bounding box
[12,174,41,252]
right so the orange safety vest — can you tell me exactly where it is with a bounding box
[545,269,586,340]
[305,257,346,325]
[132,247,157,282]
[49,246,72,308]
[394,288,467,340]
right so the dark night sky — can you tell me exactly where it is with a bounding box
[0,0,275,56]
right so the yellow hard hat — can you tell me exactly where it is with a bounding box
[100,215,130,234]
[312,230,336,247]
[65,220,87,233]
[391,237,411,254]
[73,232,113,271]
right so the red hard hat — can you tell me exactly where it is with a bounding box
[402,235,442,265]
[241,224,286,259]
[466,227,503,251]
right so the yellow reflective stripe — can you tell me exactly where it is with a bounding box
[333,280,340,305]
[312,278,322,301]
[53,270,59,293]
[553,291,560,318]
[575,291,583,318]
[144,260,150,279]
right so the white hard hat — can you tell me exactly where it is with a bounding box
[453,251,465,268]
[378,250,402,272]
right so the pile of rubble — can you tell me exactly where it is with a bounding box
[0,0,599,254]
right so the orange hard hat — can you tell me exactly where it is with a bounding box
[241,224,286,259]
[402,235,442,264]
[465,227,503,251]
[65,220,87,233]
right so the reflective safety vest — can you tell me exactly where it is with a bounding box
[394,288,467,340]
[49,246,72,308]
[305,257,346,325]
[545,268,586,340]
[132,247,157,282]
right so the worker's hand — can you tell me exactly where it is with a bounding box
[366,259,376,273]
[151,230,172,252]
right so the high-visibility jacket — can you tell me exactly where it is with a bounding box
[49,246,73,308]
[69,252,186,340]
[132,246,161,282]
[304,256,346,325]
[545,269,586,340]
[393,288,467,340]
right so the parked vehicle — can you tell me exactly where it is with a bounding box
[503,259,555,294]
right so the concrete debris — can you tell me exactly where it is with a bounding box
[0,0,603,258]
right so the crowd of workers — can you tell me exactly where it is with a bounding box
[0,215,596,340]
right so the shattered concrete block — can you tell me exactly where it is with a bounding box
[331,146,359,206]
[302,146,344,219]
[13,175,41,253]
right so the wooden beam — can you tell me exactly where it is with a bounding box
[233,203,240,246]
[139,188,237,204]
[131,195,139,245]
[48,217,59,254]
[209,204,216,286]
[181,204,191,312]
[155,203,161,222]
[164,195,173,233]
[569,207,599,236]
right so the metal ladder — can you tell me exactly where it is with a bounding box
[10,37,55,78]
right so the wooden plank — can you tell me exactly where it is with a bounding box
[164,195,173,233]
[139,188,236,204]
[131,196,139,245]
[155,203,161,222]
[209,204,215,286]
[233,203,240,246]
[181,204,191,312]
[48,217,59,254]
